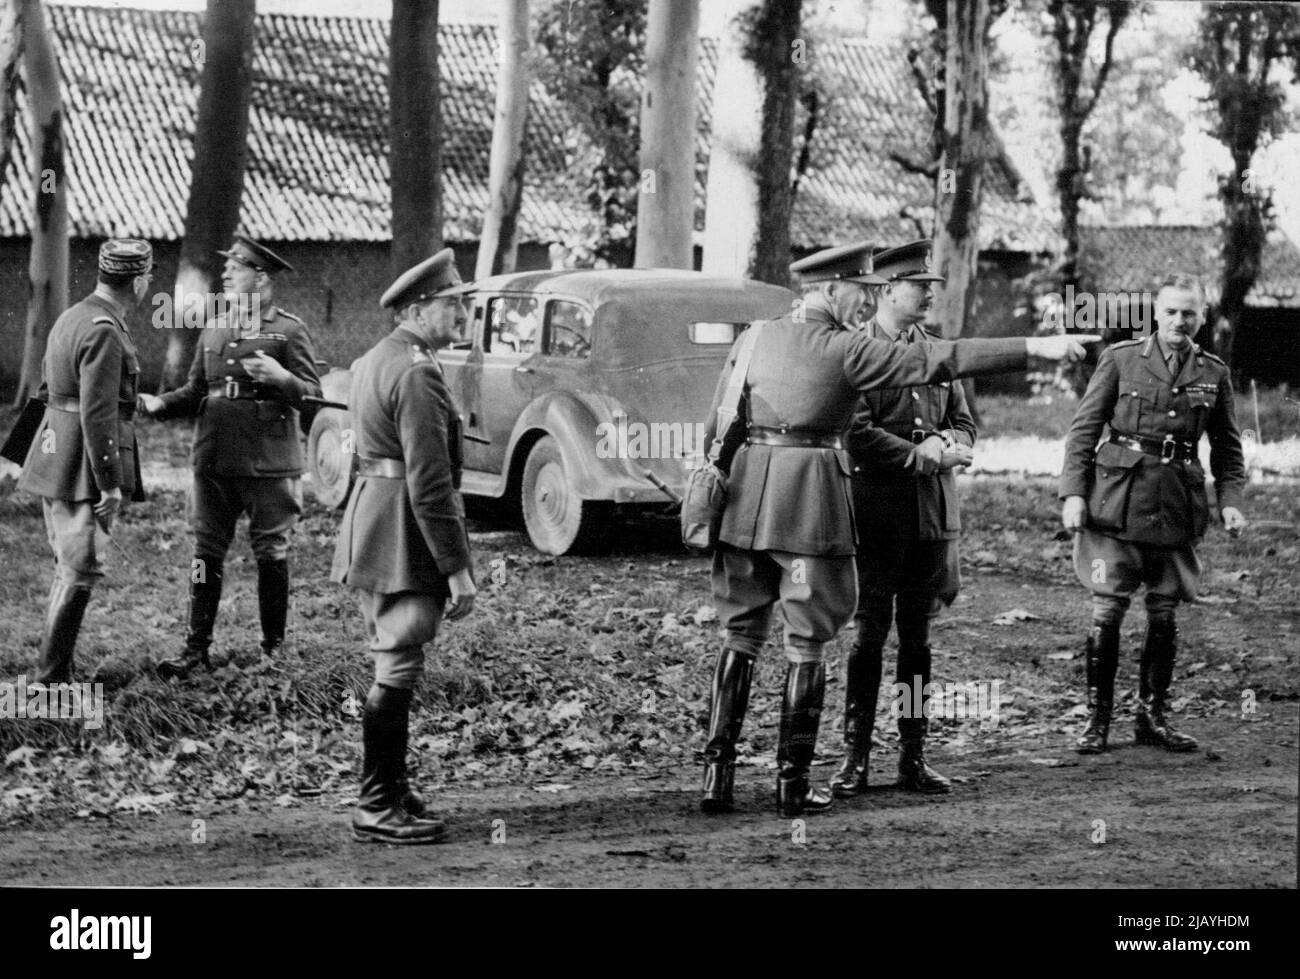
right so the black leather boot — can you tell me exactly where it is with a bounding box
[157,563,222,680]
[257,559,290,655]
[896,642,950,793]
[700,648,755,813]
[1135,619,1198,753]
[776,662,833,817]
[34,580,93,685]
[352,684,447,844]
[829,636,881,798]
[1076,622,1120,754]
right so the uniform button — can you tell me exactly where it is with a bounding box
[1172,388,1180,394]
[227,358,236,365]
[853,466,861,473]
[1131,390,1139,396]
[1168,410,1176,417]
[911,391,920,400]
[914,417,923,426]
[228,342,238,349]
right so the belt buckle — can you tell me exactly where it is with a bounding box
[224,379,240,399]
[911,429,927,444]
[1160,435,1176,465]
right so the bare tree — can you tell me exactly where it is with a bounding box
[928,0,993,340]
[634,0,699,270]
[702,0,802,287]
[161,0,256,389]
[0,0,19,186]
[390,0,443,278]
[476,0,530,279]
[1044,0,1130,291]
[1191,3,1298,370]
[13,0,67,404]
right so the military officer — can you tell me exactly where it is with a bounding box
[831,240,974,798]
[699,241,1095,817]
[1060,273,1247,754]
[331,249,477,845]
[141,234,322,677]
[18,239,154,684]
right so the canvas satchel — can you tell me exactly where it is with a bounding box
[680,323,765,551]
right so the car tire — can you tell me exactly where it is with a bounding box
[308,407,356,510]
[521,436,609,555]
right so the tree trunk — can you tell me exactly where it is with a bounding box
[390,0,442,278]
[634,0,699,270]
[0,1,19,187]
[476,0,530,280]
[14,0,67,405]
[161,0,256,390]
[928,0,989,340]
[702,0,801,286]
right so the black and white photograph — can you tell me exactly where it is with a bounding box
[0,0,1295,922]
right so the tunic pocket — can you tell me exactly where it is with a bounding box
[1087,441,1144,533]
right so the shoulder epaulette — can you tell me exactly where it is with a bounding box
[1199,349,1226,366]
[91,315,117,327]
[1109,338,1142,349]
[277,309,305,325]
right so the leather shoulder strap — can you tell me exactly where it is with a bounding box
[707,321,765,463]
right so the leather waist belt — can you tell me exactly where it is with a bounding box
[747,427,843,450]
[47,394,135,420]
[358,457,406,478]
[208,381,266,401]
[1108,431,1198,465]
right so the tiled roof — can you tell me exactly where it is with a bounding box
[1079,225,1300,306]
[0,4,1053,251]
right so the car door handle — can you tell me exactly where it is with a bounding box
[514,366,534,375]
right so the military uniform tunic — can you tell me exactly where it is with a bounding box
[706,305,1027,659]
[848,319,975,606]
[155,302,321,563]
[331,327,472,688]
[1059,335,1246,601]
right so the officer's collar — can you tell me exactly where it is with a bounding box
[88,289,127,322]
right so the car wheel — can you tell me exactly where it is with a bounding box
[521,436,609,555]
[308,407,356,510]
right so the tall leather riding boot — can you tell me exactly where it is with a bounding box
[257,559,290,655]
[776,661,833,817]
[156,563,223,679]
[34,580,92,685]
[1076,622,1120,754]
[352,684,447,844]
[1135,619,1198,752]
[829,636,882,798]
[700,648,755,813]
[897,642,951,793]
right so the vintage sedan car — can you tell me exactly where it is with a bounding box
[308,268,795,554]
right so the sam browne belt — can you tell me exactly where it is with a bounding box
[1107,430,1198,465]
[358,457,406,478]
[747,426,843,450]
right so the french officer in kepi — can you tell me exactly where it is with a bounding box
[698,241,1095,818]
[142,234,322,677]
[831,239,974,798]
[1060,273,1247,755]
[331,248,477,845]
[18,239,153,684]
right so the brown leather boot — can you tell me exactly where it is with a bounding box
[1134,619,1198,753]
[1076,622,1120,754]
[34,580,92,685]
[257,559,290,656]
[700,648,755,814]
[776,662,833,816]
[157,564,222,680]
[352,684,448,844]
[829,637,881,798]
[896,642,950,793]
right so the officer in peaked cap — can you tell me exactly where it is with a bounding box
[18,238,154,684]
[830,238,974,800]
[143,233,322,677]
[697,240,1096,818]
[332,247,477,844]
[1060,272,1246,757]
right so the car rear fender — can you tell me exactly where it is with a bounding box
[505,390,637,501]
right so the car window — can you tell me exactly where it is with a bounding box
[546,300,594,359]
[689,322,750,344]
[487,296,541,355]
